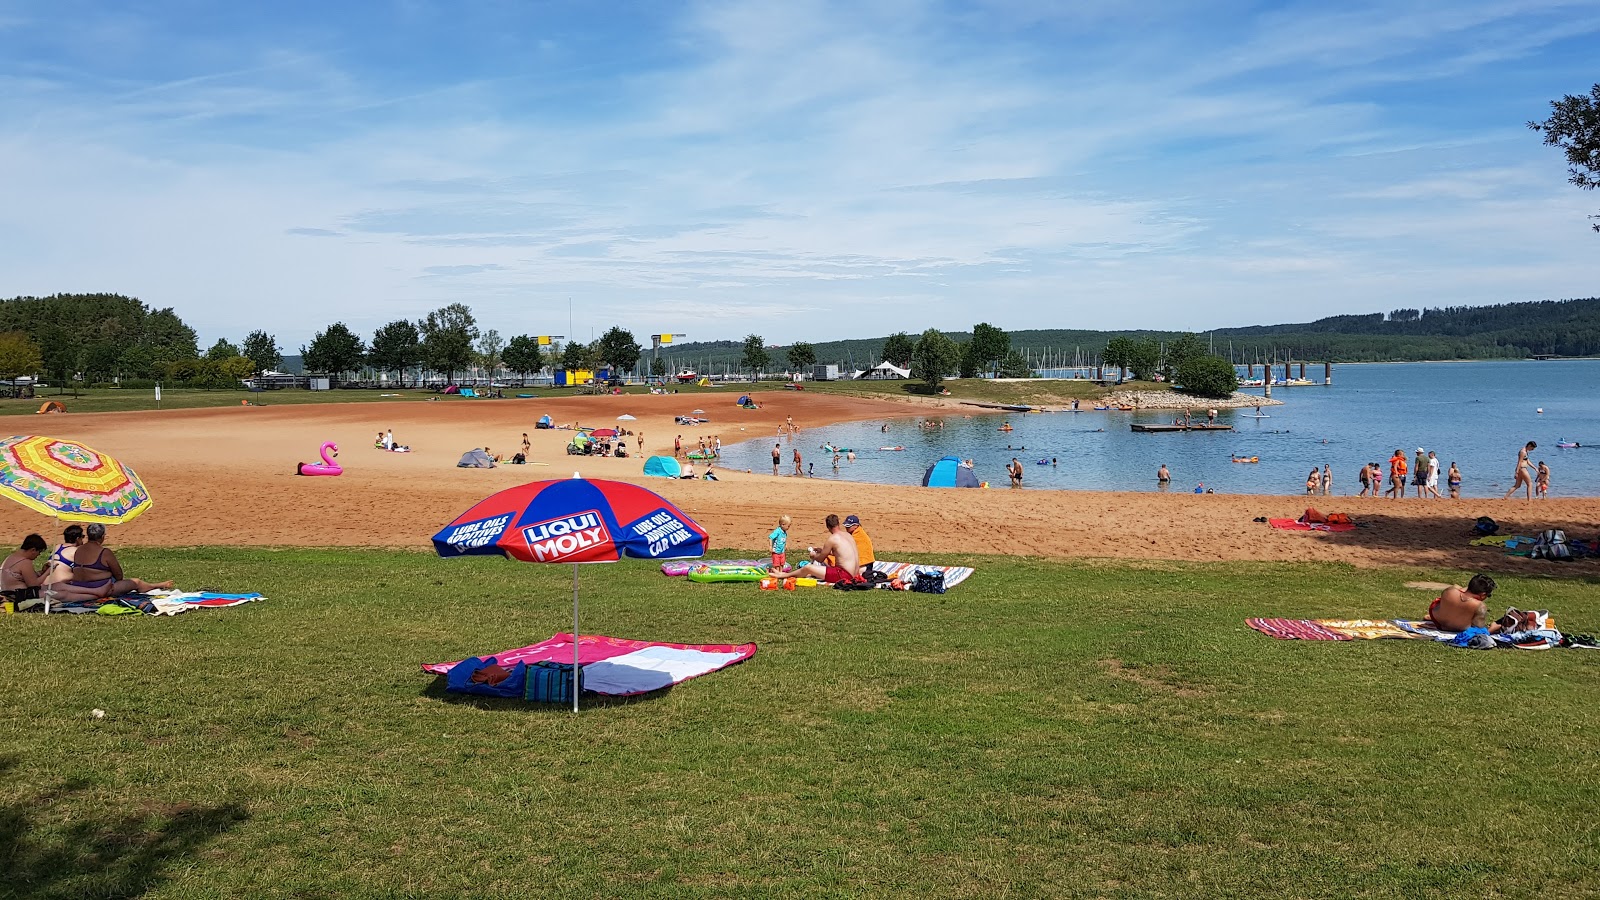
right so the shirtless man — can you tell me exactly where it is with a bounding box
[1427,574,1499,633]
[793,447,803,476]
[771,443,782,475]
[1,534,48,601]
[786,514,862,583]
[1502,441,1537,500]
[1008,458,1023,487]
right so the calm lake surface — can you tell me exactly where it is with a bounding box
[716,360,1600,497]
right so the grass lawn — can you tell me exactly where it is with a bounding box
[4,549,1598,898]
[0,387,448,417]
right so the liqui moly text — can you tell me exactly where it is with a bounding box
[522,510,610,561]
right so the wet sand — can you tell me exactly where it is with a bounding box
[4,391,1595,572]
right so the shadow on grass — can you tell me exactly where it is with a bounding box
[0,755,249,899]
[419,676,672,711]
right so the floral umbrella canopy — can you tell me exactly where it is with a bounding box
[0,435,153,524]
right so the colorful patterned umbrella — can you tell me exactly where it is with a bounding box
[0,435,153,523]
[433,477,708,711]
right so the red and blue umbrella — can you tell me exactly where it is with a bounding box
[432,477,708,710]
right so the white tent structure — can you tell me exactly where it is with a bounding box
[857,361,911,380]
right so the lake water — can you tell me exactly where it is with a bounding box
[716,360,1600,497]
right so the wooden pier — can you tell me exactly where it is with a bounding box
[1130,423,1235,433]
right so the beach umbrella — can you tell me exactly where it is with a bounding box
[432,477,708,712]
[0,435,152,524]
[692,409,705,415]
[589,428,618,438]
[616,414,636,421]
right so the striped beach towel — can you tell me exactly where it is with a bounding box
[869,561,975,590]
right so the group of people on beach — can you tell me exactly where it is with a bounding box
[674,434,721,458]
[1,524,173,609]
[767,512,876,584]
[1355,449,1460,499]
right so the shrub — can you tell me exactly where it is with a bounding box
[1175,354,1239,399]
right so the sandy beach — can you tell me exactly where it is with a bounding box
[4,390,1594,572]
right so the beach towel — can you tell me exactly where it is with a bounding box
[868,561,976,590]
[423,633,756,697]
[1247,618,1415,640]
[1268,518,1356,533]
[39,591,264,617]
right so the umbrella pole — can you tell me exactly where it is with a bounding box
[572,562,580,714]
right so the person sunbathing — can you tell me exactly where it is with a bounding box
[58,523,175,600]
[1426,574,1499,633]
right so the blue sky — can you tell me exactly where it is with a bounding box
[1,0,1597,350]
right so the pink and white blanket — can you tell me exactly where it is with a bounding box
[423,633,757,696]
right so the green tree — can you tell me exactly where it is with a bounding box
[143,308,200,369]
[968,322,1010,377]
[650,356,668,378]
[740,334,769,379]
[1102,337,1134,381]
[911,328,961,393]
[475,329,505,379]
[997,350,1033,378]
[206,338,240,360]
[786,341,817,373]
[1160,333,1207,381]
[502,335,545,380]
[1176,354,1240,399]
[419,303,478,383]
[301,322,366,380]
[241,330,282,373]
[368,320,420,387]
[0,331,42,381]
[881,332,915,368]
[1530,83,1600,231]
[1127,338,1162,381]
[595,327,643,375]
[561,340,589,372]
[958,342,980,379]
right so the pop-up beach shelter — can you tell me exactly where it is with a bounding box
[457,448,496,468]
[923,455,980,488]
[537,415,553,429]
[433,477,709,712]
[642,456,681,478]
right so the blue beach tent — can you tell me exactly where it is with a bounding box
[923,456,980,488]
[536,415,554,429]
[642,456,682,479]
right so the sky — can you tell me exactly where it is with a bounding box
[1,0,1597,351]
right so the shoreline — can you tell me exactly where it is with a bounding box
[0,391,1593,574]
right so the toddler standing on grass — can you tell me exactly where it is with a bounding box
[769,515,791,573]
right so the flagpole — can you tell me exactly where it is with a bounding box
[572,562,581,713]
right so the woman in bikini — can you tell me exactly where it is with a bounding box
[1503,441,1537,500]
[43,524,84,588]
[1447,462,1462,499]
[62,523,174,600]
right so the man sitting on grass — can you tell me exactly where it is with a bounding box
[1427,574,1500,632]
[787,514,861,584]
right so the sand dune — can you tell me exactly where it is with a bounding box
[2,390,1592,572]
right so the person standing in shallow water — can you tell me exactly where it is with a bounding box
[1320,464,1332,496]
[1448,461,1462,499]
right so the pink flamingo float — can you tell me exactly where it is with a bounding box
[296,441,342,476]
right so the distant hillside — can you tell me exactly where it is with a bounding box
[654,298,1600,370]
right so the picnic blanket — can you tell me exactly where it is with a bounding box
[1268,519,1356,533]
[868,561,975,590]
[661,559,767,576]
[1249,617,1587,650]
[35,591,265,616]
[423,633,757,696]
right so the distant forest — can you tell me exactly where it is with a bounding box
[654,298,1600,370]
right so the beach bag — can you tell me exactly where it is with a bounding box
[1473,516,1499,536]
[1533,530,1571,561]
[1325,513,1353,526]
[511,452,526,464]
[1300,508,1326,524]
[524,661,583,704]
[912,570,946,594]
